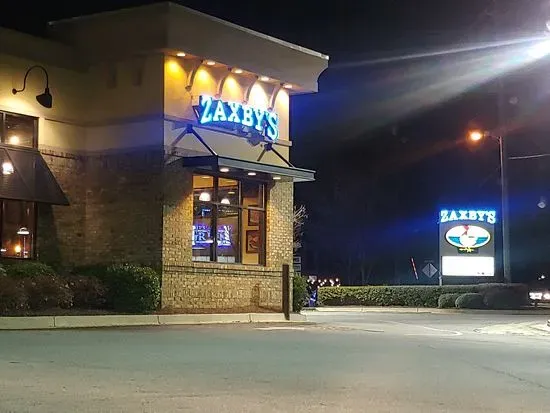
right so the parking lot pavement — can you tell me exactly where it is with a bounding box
[1,313,550,412]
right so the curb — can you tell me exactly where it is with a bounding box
[302,307,550,316]
[0,313,308,330]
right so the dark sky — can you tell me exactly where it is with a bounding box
[2,1,548,59]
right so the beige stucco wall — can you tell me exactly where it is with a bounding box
[0,54,86,123]
[49,2,328,91]
[164,56,290,141]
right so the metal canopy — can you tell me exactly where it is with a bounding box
[182,155,315,182]
[172,125,315,182]
[0,145,69,205]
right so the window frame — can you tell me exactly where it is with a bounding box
[0,111,38,148]
[0,110,39,260]
[192,173,267,266]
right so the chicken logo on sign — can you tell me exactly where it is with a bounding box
[445,225,491,252]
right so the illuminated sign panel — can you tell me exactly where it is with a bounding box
[439,209,497,224]
[439,208,496,277]
[194,95,279,142]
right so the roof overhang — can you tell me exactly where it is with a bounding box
[181,155,315,183]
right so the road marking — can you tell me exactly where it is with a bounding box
[256,327,306,331]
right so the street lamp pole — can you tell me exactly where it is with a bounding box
[469,129,512,283]
[498,134,512,283]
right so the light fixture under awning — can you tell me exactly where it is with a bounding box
[0,145,69,205]
[181,155,315,182]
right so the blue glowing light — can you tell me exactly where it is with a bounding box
[439,209,497,225]
[192,224,233,247]
[195,95,279,142]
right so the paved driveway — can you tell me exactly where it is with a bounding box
[1,312,549,412]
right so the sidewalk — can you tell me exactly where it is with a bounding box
[303,306,550,316]
[0,313,308,330]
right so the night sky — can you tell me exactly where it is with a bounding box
[3,0,550,283]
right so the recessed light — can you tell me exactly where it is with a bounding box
[176,52,186,57]
[228,191,236,195]
[2,161,14,176]
[273,176,282,180]
[259,76,270,82]
[219,167,230,173]
[201,176,210,179]
[206,60,216,66]
[233,68,243,74]
[247,171,257,176]
[283,83,293,89]
[199,192,211,202]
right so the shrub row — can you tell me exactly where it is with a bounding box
[449,285,528,310]
[318,284,528,309]
[0,262,161,315]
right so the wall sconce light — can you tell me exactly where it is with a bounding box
[12,65,53,108]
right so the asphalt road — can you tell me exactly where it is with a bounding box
[1,313,550,412]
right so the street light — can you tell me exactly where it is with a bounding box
[468,130,484,142]
[468,129,511,283]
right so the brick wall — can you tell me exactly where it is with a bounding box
[39,148,164,269]
[84,149,164,269]
[161,164,294,312]
[39,148,294,312]
[38,149,86,268]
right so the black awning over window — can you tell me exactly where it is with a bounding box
[181,155,315,182]
[0,145,69,205]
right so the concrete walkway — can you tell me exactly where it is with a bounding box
[304,306,550,315]
[0,313,307,330]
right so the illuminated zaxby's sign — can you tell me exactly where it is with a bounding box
[194,95,279,142]
[439,209,497,225]
[439,208,496,277]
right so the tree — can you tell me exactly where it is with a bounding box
[293,205,307,253]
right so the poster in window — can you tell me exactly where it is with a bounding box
[248,206,260,226]
[246,230,260,253]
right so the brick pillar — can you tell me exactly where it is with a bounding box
[161,162,193,308]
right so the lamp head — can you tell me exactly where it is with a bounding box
[468,130,484,142]
[36,87,53,108]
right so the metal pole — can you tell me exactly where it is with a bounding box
[499,136,512,283]
[282,264,290,320]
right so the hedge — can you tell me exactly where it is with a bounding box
[0,262,160,315]
[455,293,485,309]
[5,262,57,278]
[438,293,462,309]
[318,284,527,308]
[102,264,161,313]
[71,263,161,313]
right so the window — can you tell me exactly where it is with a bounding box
[0,201,35,259]
[0,111,37,259]
[1,112,36,148]
[192,174,266,265]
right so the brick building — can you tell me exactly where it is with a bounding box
[0,3,328,312]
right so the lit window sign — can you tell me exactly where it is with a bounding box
[194,95,279,142]
[439,209,496,225]
[192,224,232,247]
